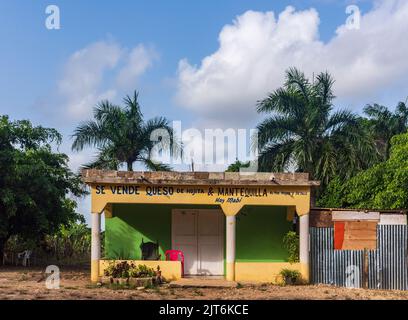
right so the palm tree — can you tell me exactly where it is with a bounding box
[363,100,408,160]
[72,91,179,171]
[255,68,377,187]
[225,159,250,172]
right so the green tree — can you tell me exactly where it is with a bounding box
[318,132,408,209]
[363,101,408,160]
[225,159,250,172]
[72,91,179,171]
[255,68,377,187]
[315,176,344,208]
[0,116,85,260]
[44,222,91,261]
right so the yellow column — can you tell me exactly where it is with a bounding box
[299,213,310,283]
[91,211,101,282]
[226,215,236,281]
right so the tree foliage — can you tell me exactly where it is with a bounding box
[225,159,250,172]
[317,132,408,209]
[283,231,299,264]
[72,91,179,171]
[363,101,408,160]
[0,115,85,258]
[255,68,378,188]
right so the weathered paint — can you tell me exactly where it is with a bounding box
[226,215,236,281]
[332,211,380,221]
[379,214,407,225]
[334,221,345,250]
[91,260,99,283]
[99,260,182,281]
[235,262,302,283]
[90,184,311,216]
[299,214,310,282]
[91,212,101,282]
[84,170,316,283]
[311,226,408,290]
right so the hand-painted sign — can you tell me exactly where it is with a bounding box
[91,184,311,216]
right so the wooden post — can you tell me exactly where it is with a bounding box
[363,248,369,289]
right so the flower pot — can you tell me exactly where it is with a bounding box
[128,277,153,287]
[109,277,129,285]
[285,276,297,285]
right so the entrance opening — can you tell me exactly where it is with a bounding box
[172,209,224,276]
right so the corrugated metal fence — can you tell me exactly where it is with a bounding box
[310,225,408,290]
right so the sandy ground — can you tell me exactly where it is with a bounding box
[1,266,408,300]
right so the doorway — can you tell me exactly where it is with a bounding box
[171,209,224,276]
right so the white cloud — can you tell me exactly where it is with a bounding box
[58,40,122,119]
[58,40,157,120]
[175,1,408,125]
[116,44,158,89]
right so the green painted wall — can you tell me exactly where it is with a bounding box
[236,206,291,262]
[105,204,219,260]
[105,204,291,264]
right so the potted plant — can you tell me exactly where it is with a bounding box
[128,264,156,287]
[103,261,130,284]
[103,261,160,287]
[279,268,302,285]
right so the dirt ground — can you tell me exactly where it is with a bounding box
[1,266,408,300]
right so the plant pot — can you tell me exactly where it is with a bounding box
[101,276,112,284]
[285,276,297,285]
[128,277,153,287]
[109,277,129,285]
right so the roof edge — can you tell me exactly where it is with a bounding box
[81,169,320,187]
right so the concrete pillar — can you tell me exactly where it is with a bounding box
[299,213,310,283]
[226,215,236,281]
[91,212,101,282]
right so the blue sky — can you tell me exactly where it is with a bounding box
[0,0,374,124]
[1,0,407,222]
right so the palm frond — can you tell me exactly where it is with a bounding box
[142,158,172,171]
[314,71,335,107]
[255,115,298,149]
[123,90,143,124]
[81,146,120,170]
[285,67,311,103]
[325,110,357,135]
[256,87,305,117]
[257,140,296,172]
[94,100,124,124]
[71,121,105,151]
[141,117,182,157]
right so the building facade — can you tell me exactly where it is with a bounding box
[82,170,319,283]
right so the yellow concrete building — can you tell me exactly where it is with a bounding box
[82,170,319,283]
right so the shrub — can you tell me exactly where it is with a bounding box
[104,261,131,278]
[279,268,301,285]
[283,231,299,263]
[104,261,155,278]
